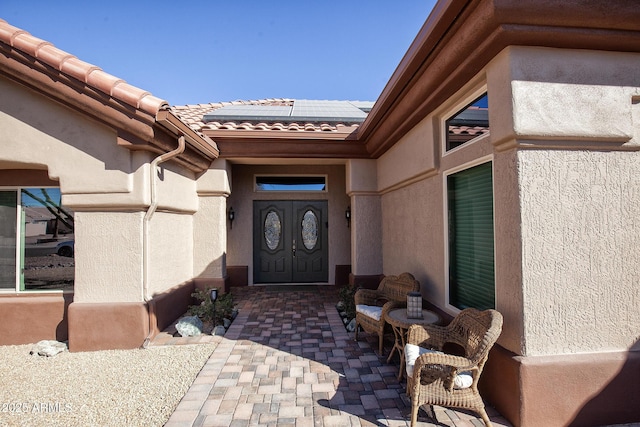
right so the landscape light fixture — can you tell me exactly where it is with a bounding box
[210,288,218,326]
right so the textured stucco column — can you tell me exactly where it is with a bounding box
[346,160,382,280]
[73,211,144,303]
[193,159,231,291]
[481,46,640,426]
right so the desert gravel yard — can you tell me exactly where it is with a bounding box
[0,343,216,427]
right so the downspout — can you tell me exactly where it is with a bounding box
[141,135,186,348]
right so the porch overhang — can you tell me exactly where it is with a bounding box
[203,129,370,159]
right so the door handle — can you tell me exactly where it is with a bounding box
[292,239,296,257]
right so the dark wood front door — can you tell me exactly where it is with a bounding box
[253,200,328,284]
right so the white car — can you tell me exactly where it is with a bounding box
[56,240,74,257]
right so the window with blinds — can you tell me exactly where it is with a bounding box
[447,162,495,310]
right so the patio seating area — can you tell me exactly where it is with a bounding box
[157,286,511,427]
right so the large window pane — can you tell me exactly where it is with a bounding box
[448,162,495,310]
[21,188,74,291]
[256,176,326,191]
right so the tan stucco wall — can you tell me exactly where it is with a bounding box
[146,211,194,297]
[501,47,640,356]
[226,163,350,285]
[0,76,135,197]
[194,162,231,281]
[351,194,382,276]
[379,132,495,309]
[74,210,194,303]
[74,211,143,302]
[518,150,640,355]
[376,116,437,191]
[346,160,382,276]
[512,48,637,145]
[376,46,640,359]
[1,74,202,304]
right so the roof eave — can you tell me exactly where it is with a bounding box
[156,109,219,159]
[359,0,640,158]
[0,20,217,173]
[203,129,369,159]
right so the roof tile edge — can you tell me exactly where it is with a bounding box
[0,19,168,116]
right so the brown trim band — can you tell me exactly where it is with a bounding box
[483,345,640,427]
[0,293,72,345]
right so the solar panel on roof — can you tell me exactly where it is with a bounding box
[202,99,373,124]
[204,105,292,122]
[348,101,375,112]
[290,100,368,122]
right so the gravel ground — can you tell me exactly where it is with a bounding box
[0,343,216,427]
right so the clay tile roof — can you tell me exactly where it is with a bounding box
[171,99,373,134]
[0,19,168,117]
[449,126,489,137]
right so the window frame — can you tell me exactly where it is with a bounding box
[441,87,490,156]
[443,156,496,312]
[0,186,73,293]
[253,174,328,193]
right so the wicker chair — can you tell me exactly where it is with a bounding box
[354,272,420,354]
[405,308,503,427]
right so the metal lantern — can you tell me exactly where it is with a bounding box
[407,291,423,319]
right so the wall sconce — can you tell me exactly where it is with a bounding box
[228,207,235,229]
[345,206,351,228]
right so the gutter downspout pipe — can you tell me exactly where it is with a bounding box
[142,136,186,348]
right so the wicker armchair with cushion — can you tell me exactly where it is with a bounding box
[354,272,420,354]
[405,308,503,427]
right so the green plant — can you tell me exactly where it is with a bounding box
[188,287,234,326]
[215,293,234,321]
[338,284,356,320]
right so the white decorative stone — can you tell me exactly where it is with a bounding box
[30,340,67,357]
[212,325,226,336]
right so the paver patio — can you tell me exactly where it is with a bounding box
[157,285,511,427]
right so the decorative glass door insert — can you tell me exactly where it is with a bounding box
[253,201,328,284]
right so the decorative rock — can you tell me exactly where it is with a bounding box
[343,317,349,325]
[175,316,203,337]
[223,318,232,328]
[30,340,67,357]
[231,309,239,320]
[212,325,226,336]
[336,301,345,310]
[346,318,356,332]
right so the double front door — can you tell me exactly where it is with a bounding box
[253,200,328,284]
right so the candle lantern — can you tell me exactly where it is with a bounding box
[406,292,423,319]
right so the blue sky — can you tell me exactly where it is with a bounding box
[2,1,437,106]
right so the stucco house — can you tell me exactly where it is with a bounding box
[1,1,639,426]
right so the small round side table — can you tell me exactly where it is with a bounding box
[385,308,441,381]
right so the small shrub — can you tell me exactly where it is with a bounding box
[188,287,234,326]
[338,284,356,320]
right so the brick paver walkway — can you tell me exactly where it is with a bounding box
[160,286,511,427]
